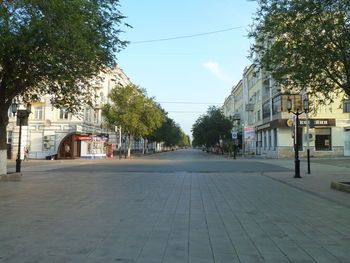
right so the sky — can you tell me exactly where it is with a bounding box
[117,0,258,137]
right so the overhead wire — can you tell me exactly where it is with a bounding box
[130,26,247,44]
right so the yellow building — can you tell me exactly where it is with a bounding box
[223,64,350,158]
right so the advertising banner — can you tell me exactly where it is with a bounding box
[244,127,255,141]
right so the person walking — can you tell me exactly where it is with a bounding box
[23,147,29,161]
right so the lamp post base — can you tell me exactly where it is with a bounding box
[307,149,311,174]
[294,159,301,178]
[16,158,21,173]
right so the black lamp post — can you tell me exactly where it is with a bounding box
[11,101,31,173]
[287,96,309,178]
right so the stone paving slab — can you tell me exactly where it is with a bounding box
[1,151,350,262]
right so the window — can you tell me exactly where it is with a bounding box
[272,96,281,114]
[59,107,69,119]
[7,131,13,144]
[273,129,278,150]
[257,110,261,121]
[8,108,14,118]
[94,110,99,123]
[262,101,270,119]
[315,128,331,151]
[268,130,271,150]
[343,100,350,113]
[34,106,43,120]
[281,95,302,112]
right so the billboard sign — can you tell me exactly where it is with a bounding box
[244,127,255,141]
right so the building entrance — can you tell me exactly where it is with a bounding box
[58,133,81,159]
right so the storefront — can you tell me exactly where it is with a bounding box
[255,118,340,158]
[76,135,110,159]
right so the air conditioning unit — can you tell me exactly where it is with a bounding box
[43,136,49,141]
[43,143,49,149]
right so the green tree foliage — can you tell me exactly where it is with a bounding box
[147,116,186,147]
[192,106,233,148]
[179,133,191,147]
[0,0,127,173]
[102,84,165,155]
[249,0,350,101]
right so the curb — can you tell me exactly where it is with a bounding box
[0,173,22,182]
[261,172,350,209]
[331,181,350,193]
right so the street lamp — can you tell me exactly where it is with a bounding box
[287,96,309,178]
[11,100,31,173]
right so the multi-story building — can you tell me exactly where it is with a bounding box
[223,64,350,158]
[223,79,244,150]
[6,65,132,160]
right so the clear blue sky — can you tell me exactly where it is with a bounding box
[117,0,258,137]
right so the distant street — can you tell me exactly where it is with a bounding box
[1,149,350,263]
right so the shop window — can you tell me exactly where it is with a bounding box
[273,128,277,150]
[343,100,350,113]
[315,128,331,151]
[268,130,272,150]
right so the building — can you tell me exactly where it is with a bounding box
[6,65,132,160]
[223,79,244,150]
[223,64,350,158]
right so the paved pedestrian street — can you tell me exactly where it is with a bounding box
[1,150,350,262]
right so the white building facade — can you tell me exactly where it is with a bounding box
[6,65,132,160]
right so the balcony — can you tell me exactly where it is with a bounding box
[245,104,254,111]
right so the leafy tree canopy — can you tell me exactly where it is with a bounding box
[102,84,165,139]
[147,116,186,147]
[249,0,350,101]
[0,0,127,175]
[192,106,233,148]
[0,0,128,112]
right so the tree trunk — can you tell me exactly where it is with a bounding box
[127,134,131,157]
[0,109,9,175]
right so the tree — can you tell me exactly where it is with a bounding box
[192,106,233,149]
[0,0,128,175]
[179,132,191,147]
[147,117,183,148]
[249,0,350,102]
[102,84,165,156]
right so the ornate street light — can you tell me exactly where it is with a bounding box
[287,96,309,178]
[11,100,32,173]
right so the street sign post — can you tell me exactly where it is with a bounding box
[231,132,238,139]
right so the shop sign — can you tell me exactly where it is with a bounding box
[76,136,108,141]
[76,136,92,141]
[256,118,335,131]
[299,119,335,127]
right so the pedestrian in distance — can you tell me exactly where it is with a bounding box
[23,147,29,161]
